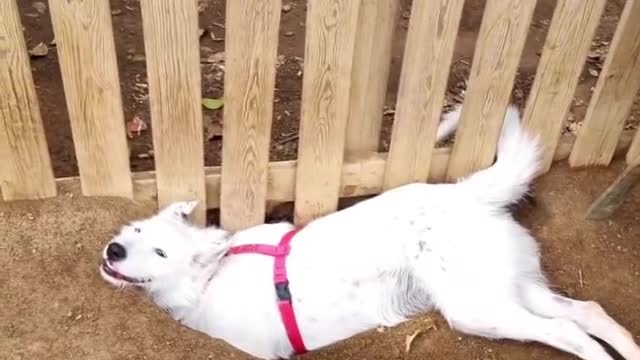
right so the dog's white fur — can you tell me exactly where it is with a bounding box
[100,107,640,360]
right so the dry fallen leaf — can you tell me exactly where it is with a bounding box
[405,329,424,354]
[383,107,396,116]
[405,319,438,354]
[202,98,224,110]
[200,46,214,55]
[197,0,209,13]
[28,42,48,57]
[130,54,145,63]
[206,121,223,140]
[126,116,148,138]
[204,51,225,64]
[587,51,600,60]
[32,2,47,14]
[568,121,582,134]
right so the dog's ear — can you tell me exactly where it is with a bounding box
[190,229,231,269]
[157,201,199,222]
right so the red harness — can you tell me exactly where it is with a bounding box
[227,229,307,354]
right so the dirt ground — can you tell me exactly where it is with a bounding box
[2,161,640,360]
[17,0,640,177]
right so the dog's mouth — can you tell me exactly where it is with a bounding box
[101,260,150,284]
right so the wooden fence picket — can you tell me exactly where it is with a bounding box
[570,0,640,167]
[446,0,537,180]
[0,0,56,200]
[294,0,362,225]
[140,0,206,224]
[220,0,282,231]
[384,0,464,189]
[50,0,133,197]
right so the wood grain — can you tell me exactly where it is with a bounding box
[628,127,640,164]
[46,130,636,209]
[383,0,464,190]
[140,0,206,224]
[345,0,398,156]
[219,0,281,231]
[49,0,132,197]
[0,0,56,200]
[446,0,537,180]
[569,0,640,168]
[294,0,361,225]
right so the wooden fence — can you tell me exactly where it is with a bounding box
[1,0,640,229]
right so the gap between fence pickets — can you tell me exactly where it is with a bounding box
[37,131,636,209]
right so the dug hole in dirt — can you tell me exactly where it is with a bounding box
[2,161,640,360]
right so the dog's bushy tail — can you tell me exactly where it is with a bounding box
[436,104,463,143]
[459,106,542,208]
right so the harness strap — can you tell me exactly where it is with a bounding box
[227,229,307,354]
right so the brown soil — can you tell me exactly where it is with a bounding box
[17,0,638,178]
[2,160,640,360]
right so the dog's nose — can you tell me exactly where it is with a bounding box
[107,242,127,262]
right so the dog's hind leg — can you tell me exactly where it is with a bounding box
[439,298,614,360]
[520,283,640,360]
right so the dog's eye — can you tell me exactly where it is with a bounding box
[154,248,167,258]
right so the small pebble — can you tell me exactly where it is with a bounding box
[282,4,292,12]
[284,31,294,37]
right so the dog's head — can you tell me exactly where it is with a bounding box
[99,201,231,290]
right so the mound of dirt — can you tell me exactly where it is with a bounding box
[1,161,639,360]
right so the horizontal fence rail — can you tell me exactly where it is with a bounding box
[1,0,639,230]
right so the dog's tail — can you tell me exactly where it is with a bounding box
[458,106,542,208]
[436,104,463,143]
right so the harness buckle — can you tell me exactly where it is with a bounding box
[275,281,292,302]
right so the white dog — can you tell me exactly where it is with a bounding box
[100,107,640,360]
